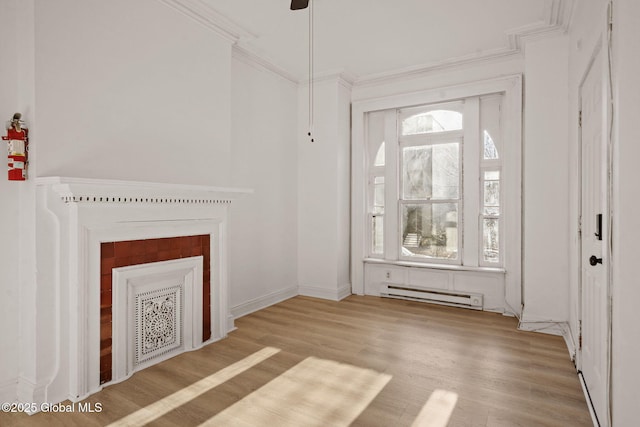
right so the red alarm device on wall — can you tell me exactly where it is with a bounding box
[3,112,28,181]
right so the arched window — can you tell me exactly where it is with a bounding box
[484,130,499,159]
[353,76,522,314]
[364,96,504,265]
[401,110,463,135]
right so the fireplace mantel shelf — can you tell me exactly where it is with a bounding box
[36,176,253,205]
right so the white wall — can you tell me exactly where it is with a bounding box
[0,0,37,404]
[34,0,232,186]
[297,76,352,300]
[228,53,299,317]
[611,0,640,424]
[0,0,25,401]
[336,82,352,291]
[520,35,571,327]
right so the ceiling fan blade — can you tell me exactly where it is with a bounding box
[290,0,309,10]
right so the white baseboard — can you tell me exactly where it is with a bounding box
[578,371,602,427]
[0,378,17,404]
[518,320,578,362]
[518,320,565,336]
[298,283,352,301]
[561,323,577,363]
[16,376,48,413]
[230,286,298,321]
[337,283,352,301]
[227,314,236,333]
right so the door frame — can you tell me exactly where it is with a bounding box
[576,19,613,426]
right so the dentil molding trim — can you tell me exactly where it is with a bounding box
[36,177,252,205]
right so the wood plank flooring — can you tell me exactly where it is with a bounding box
[1,296,592,426]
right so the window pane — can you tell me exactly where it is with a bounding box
[402,143,459,200]
[372,215,383,255]
[484,170,499,180]
[373,176,384,214]
[402,110,463,135]
[374,142,385,166]
[483,218,499,263]
[483,180,500,216]
[401,203,458,260]
[480,95,502,160]
[367,111,386,166]
[483,130,499,160]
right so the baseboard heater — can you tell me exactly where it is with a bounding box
[380,284,483,310]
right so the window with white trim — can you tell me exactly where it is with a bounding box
[365,95,504,267]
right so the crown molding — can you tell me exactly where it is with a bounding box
[507,0,575,49]
[354,47,521,88]
[355,0,574,88]
[156,0,254,43]
[159,0,574,89]
[300,69,356,89]
[548,0,575,29]
[159,0,300,84]
[232,44,299,85]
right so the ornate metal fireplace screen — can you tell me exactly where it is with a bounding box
[135,285,183,366]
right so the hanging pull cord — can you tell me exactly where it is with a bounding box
[308,0,314,142]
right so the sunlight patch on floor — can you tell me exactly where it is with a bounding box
[199,357,392,427]
[107,347,281,427]
[411,389,458,427]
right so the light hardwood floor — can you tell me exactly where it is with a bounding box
[1,296,592,426]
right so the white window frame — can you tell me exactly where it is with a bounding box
[351,75,522,313]
[366,172,384,258]
[478,94,505,267]
[479,165,503,267]
[364,114,387,259]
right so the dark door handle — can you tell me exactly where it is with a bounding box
[594,214,603,240]
[589,255,603,266]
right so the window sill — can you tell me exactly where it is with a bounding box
[363,258,506,274]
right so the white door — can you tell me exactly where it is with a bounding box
[579,43,610,426]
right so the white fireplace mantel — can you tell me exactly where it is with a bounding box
[29,177,251,409]
[36,176,253,204]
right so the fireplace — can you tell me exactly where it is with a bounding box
[34,177,250,405]
[110,252,205,385]
[102,236,209,385]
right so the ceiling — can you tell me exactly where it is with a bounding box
[187,0,573,83]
